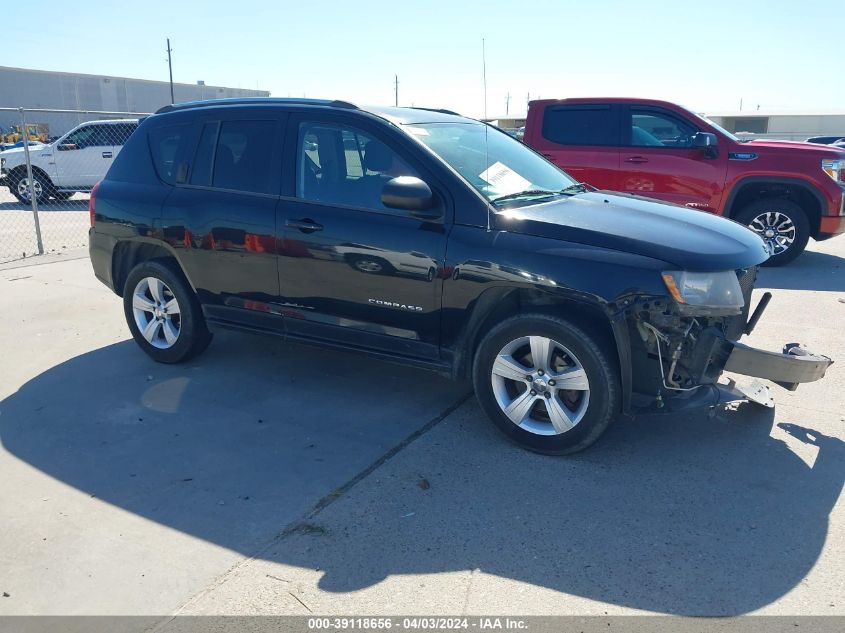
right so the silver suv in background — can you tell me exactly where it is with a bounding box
[0,119,138,204]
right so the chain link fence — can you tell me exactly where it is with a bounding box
[0,107,151,263]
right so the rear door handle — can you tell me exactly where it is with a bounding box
[625,156,648,164]
[285,218,323,233]
[102,151,113,159]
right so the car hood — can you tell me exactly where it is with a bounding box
[746,138,845,157]
[0,144,46,159]
[0,147,25,158]
[493,191,770,271]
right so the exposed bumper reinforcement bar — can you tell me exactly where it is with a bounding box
[724,341,833,391]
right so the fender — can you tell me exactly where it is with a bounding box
[449,284,634,413]
[722,175,827,221]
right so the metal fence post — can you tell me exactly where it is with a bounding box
[19,107,44,255]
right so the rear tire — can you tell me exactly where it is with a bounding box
[735,198,809,267]
[472,314,620,455]
[123,260,212,363]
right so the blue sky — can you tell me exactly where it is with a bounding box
[4,0,841,117]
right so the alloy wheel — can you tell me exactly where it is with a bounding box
[748,211,796,256]
[490,335,590,436]
[16,177,43,203]
[131,277,182,349]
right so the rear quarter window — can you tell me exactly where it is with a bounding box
[149,123,191,185]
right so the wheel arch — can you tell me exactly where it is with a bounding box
[8,163,54,187]
[454,287,632,412]
[723,176,825,238]
[111,239,195,297]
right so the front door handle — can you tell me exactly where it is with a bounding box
[286,218,323,233]
[625,155,648,164]
[102,151,113,159]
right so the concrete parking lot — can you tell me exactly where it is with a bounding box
[0,238,842,619]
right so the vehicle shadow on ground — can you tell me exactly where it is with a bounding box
[0,334,842,615]
[756,249,845,291]
[272,399,844,615]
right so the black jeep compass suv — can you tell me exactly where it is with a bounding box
[88,98,831,454]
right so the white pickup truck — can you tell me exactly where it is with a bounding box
[0,119,138,203]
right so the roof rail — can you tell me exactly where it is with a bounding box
[410,107,463,116]
[154,97,358,114]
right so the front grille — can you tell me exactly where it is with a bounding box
[722,266,758,341]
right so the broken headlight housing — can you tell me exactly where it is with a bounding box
[661,270,745,315]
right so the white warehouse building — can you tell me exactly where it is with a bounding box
[702,110,845,142]
[0,65,270,137]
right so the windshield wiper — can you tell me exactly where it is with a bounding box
[491,183,596,205]
[560,182,595,194]
[491,189,561,204]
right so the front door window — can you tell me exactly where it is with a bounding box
[296,122,418,212]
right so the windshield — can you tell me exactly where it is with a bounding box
[403,121,577,205]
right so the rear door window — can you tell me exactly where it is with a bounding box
[213,120,275,194]
[190,122,219,186]
[110,123,139,146]
[187,119,277,194]
[541,105,619,146]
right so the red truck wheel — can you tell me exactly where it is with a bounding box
[735,198,810,267]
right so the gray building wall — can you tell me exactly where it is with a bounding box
[0,66,270,137]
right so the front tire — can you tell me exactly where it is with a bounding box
[735,198,809,267]
[9,169,49,205]
[123,260,212,363]
[472,314,620,455]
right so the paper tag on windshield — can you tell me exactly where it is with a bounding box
[479,162,531,195]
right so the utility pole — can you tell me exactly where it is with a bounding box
[505,92,510,115]
[166,38,175,104]
[394,74,399,107]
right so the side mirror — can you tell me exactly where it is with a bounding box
[691,132,718,157]
[57,143,78,151]
[381,176,440,219]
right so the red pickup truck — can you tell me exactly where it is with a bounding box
[523,98,845,265]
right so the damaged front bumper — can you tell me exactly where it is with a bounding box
[679,325,832,393]
[724,341,832,391]
[626,276,833,412]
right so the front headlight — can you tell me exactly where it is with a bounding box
[661,270,744,313]
[822,158,845,183]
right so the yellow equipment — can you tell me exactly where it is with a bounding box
[2,123,49,144]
